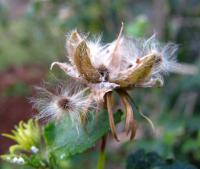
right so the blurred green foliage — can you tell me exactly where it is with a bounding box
[0,0,200,169]
[126,149,197,169]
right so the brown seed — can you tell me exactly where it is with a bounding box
[98,65,109,81]
[136,58,141,64]
[58,98,71,110]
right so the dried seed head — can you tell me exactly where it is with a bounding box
[48,27,197,141]
[54,28,197,90]
[31,85,91,124]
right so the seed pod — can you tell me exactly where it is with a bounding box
[74,41,101,83]
[110,53,157,88]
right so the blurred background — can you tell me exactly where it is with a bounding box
[0,0,199,169]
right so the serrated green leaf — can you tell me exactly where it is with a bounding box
[43,110,122,160]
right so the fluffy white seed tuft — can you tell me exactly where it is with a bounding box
[31,84,91,124]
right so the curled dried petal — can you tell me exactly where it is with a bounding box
[118,90,137,140]
[50,62,81,80]
[105,92,119,141]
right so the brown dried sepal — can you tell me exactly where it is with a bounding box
[118,90,137,140]
[67,30,83,63]
[108,22,124,71]
[110,53,157,88]
[105,92,119,141]
[74,41,101,83]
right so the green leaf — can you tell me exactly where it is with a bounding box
[126,149,198,169]
[43,110,122,160]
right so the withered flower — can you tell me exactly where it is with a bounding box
[51,23,197,141]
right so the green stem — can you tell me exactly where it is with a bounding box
[96,135,107,169]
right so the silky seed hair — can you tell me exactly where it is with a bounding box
[31,82,92,125]
[100,34,196,86]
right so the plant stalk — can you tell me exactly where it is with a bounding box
[96,135,107,169]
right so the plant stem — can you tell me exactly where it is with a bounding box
[96,135,107,169]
